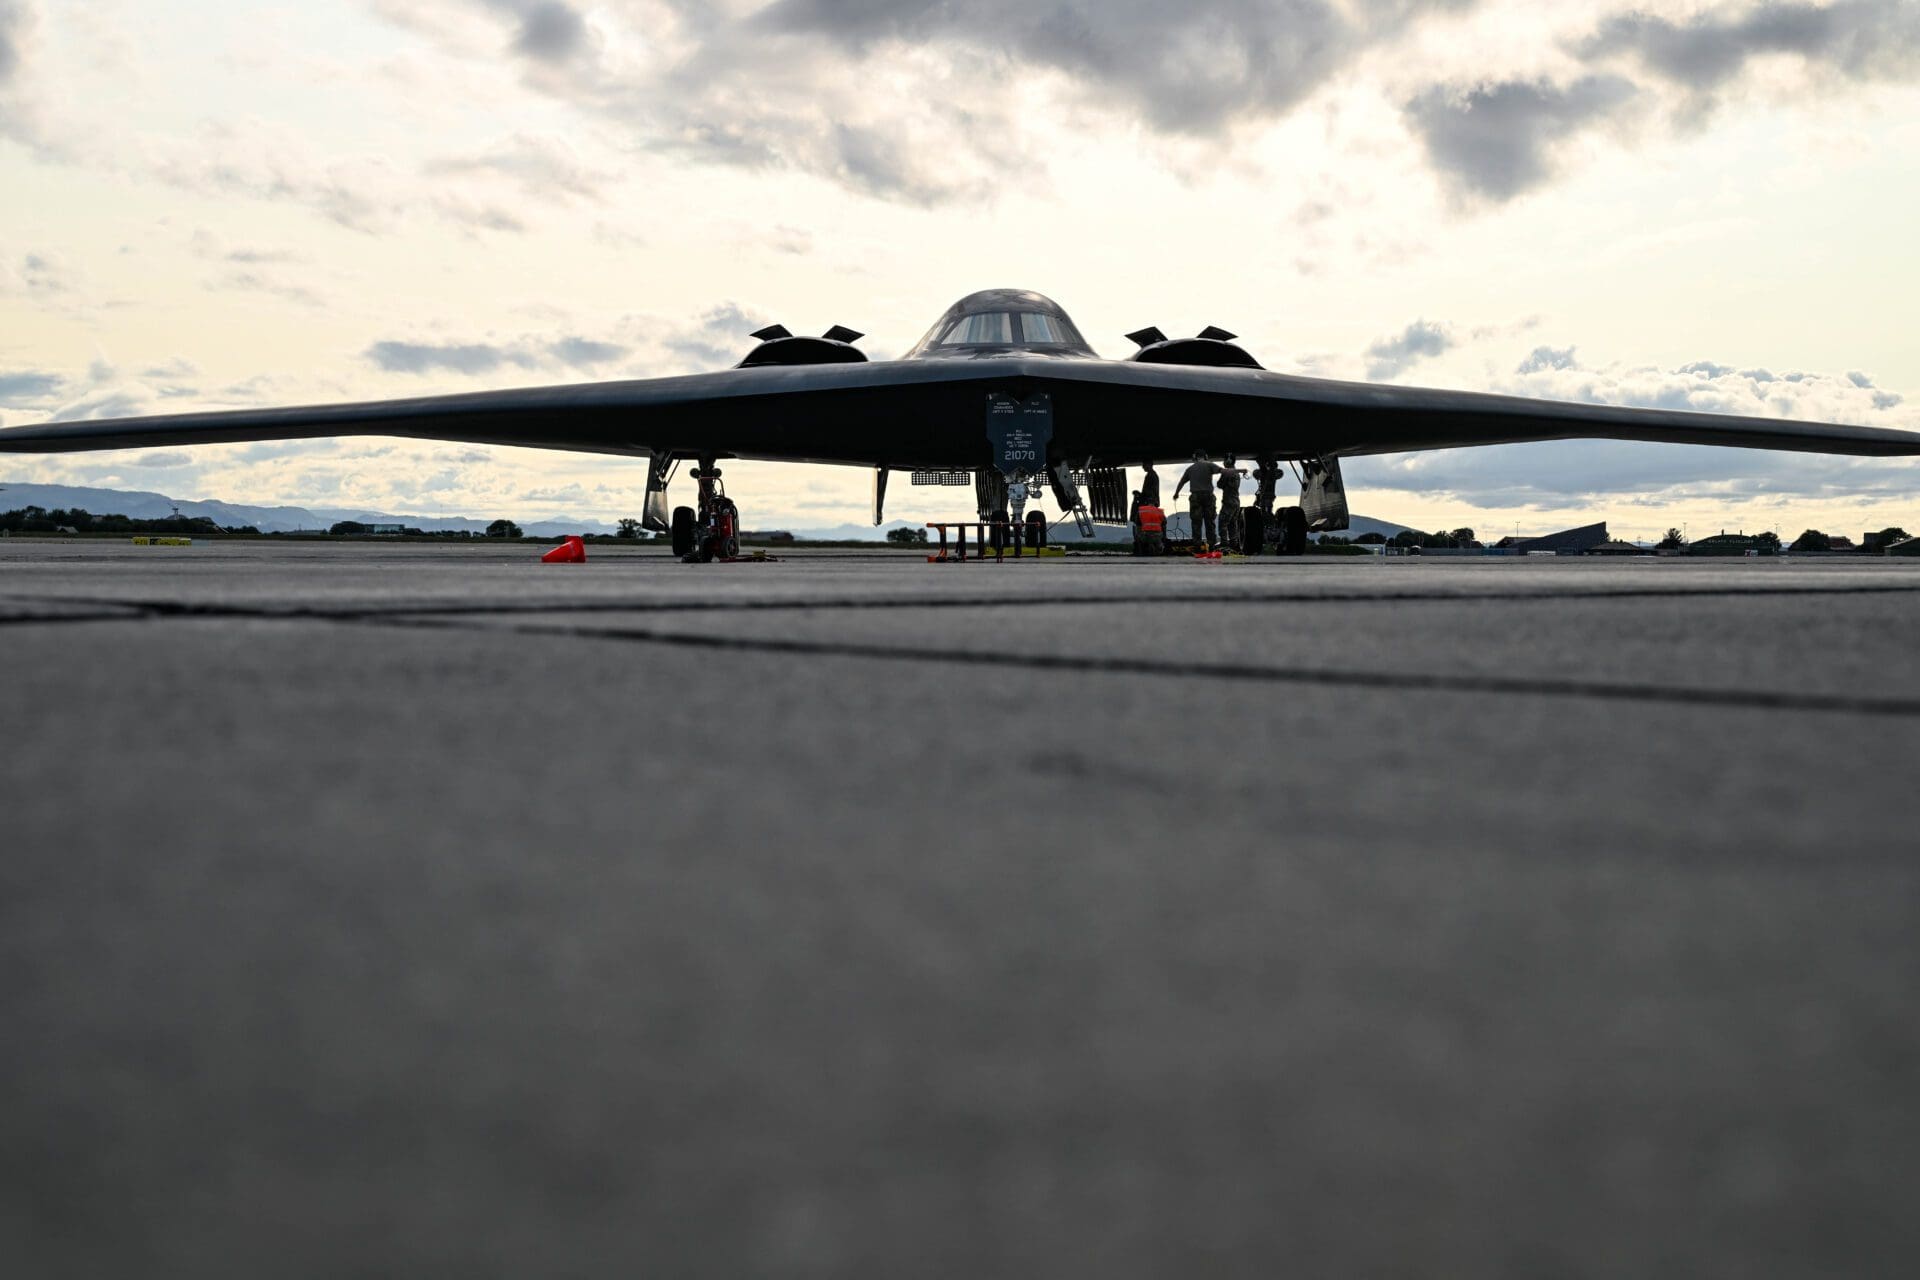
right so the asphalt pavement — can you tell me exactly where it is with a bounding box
[3,541,1918,1277]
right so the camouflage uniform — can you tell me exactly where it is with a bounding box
[1176,459,1221,548]
[1217,468,1244,552]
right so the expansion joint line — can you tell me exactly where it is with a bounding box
[366,613,1920,720]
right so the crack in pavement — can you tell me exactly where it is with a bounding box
[372,614,1920,720]
[6,592,1919,718]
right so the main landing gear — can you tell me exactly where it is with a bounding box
[1242,505,1307,555]
[1275,506,1309,556]
[1243,454,1308,556]
[672,460,741,563]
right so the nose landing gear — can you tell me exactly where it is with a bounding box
[672,460,742,563]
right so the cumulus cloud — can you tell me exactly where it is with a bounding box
[1364,354,1916,506]
[367,341,531,376]
[549,336,627,366]
[1518,345,1578,374]
[352,0,1920,210]
[1401,1,1920,202]
[431,196,530,233]
[366,333,631,375]
[207,270,325,308]
[1339,334,1919,511]
[152,131,400,233]
[0,0,25,84]
[50,390,153,422]
[520,482,589,504]
[391,0,1488,204]
[1847,370,1905,410]
[427,133,610,202]
[512,1,593,62]
[0,248,77,298]
[0,370,63,402]
[660,301,770,370]
[152,124,546,236]
[1403,75,1639,202]
[750,0,1359,135]
[190,230,308,267]
[1393,3,1920,204]
[0,0,56,153]
[1353,434,1920,514]
[1579,0,1920,99]
[1499,352,1915,430]
[1365,319,1454,380]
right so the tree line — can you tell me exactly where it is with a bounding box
[1,507,658,541]
[1,506,249,536]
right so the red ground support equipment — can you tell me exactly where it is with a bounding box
[541,535,587,564]
[1135,504,1166,556]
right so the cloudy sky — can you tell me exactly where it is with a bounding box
[3,0,1917,539]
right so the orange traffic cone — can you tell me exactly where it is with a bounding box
[541,535,587,564]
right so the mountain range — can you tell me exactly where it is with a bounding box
[0,482,619,539]
[1,481,1417,542]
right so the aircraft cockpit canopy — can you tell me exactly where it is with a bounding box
[935,310,1084,348]
[908,290,1096,357]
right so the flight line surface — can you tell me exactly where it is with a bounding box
[3,541,1917,1278]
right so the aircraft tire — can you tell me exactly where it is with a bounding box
[1278,507,1309,556]
[1243,508,1267,556]
[671,506,697,558]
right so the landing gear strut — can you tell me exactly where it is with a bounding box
[675,459,741,563]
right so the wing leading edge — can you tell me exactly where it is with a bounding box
[1,357,1916,465]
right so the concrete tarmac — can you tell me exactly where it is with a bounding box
[3,541,1918,1277]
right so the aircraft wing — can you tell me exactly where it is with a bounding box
[2,358,1916,465]
[1030,362,1920,460]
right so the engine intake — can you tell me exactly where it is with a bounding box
[1124,325,1263,369]
[736,324,868,368]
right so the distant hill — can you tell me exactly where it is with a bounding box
[1,481,1420,543]
[0,482,617,539]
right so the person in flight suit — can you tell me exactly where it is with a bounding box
[1173,451,1224,551]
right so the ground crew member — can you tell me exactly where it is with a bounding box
[1174,451,1223,551]
[1140,463,1162,508]
[1252,457,1284,517]
[1128,495,1159,552]
[1218,456,1245,553]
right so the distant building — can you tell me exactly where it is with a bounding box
[1497,522,1610,555]
[1586,540,1646,556]
[1688,531,1765,556]
[366,524,405,536]
[1887,537,1920,557]
[743,530,796,543]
